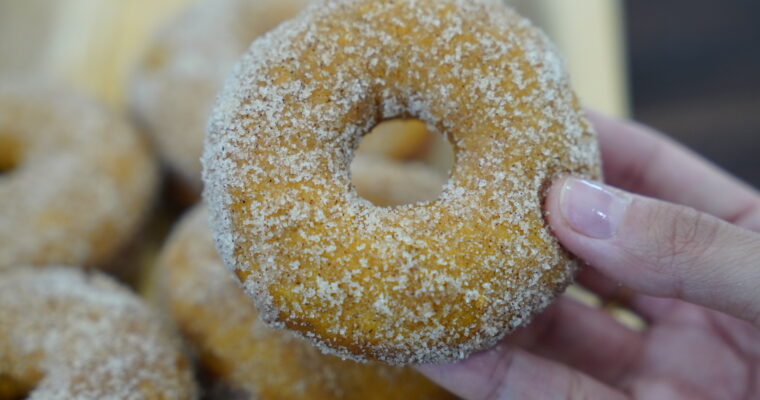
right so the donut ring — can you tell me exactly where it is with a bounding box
[203,0,600,364]
[0,266,197,399]
[0,84,158,268]
[131,0,307,191]
[159,206,453,399]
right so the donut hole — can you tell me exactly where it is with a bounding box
[0,136,21,176]
[350,118,455,207]
[0,373,34,400]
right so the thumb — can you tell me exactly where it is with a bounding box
[546,177,760,327]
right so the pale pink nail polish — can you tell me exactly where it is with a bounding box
[560,179,631,239]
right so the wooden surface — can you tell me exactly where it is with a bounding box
[44,0,195,107]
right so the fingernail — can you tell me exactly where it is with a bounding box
[559,178,631,239]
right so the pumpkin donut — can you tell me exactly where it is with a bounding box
[158,205,453,399]
[0,265,197,399]
[203,0,601,364]
[0,83,158,268]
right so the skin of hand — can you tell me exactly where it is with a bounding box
[417,112,760,400]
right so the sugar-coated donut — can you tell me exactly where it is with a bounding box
[131,0,307,191]
[0,266,197,399]
[158,205,453,399]
[0,83,158,268]
[203,0,601,364]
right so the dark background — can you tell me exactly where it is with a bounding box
[625,0,760,187]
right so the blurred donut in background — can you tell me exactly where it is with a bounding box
[0,83,158,269]
[0,265,197,399]
[350,154,449,207]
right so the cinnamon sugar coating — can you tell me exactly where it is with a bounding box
[203,0,601,364]
[0,83,158,268]
[159,205,453,399]
[0,266,197,399]
[131,0,307,190]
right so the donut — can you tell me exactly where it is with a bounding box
[158,205,453,399]
[131,0,308,191]
[0,83,158,268]
[202,0,601,364]
[0,265,197,399]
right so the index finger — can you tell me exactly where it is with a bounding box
[590,111,760,231]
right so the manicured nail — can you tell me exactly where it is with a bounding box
[559,178,631,239]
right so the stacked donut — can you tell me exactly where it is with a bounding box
[0,81,197,398]
[1,0,599,397]
[131,0,309,192]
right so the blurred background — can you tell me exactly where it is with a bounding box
[1,0,758,186]
[625,1,760,187]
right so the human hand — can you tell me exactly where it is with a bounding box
[418,112,760,399]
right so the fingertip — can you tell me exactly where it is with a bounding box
[544,178,634,287]
[545,176,571,231]
[414,363,445,380]
[545,176,590,259]
[546,177,631,243]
